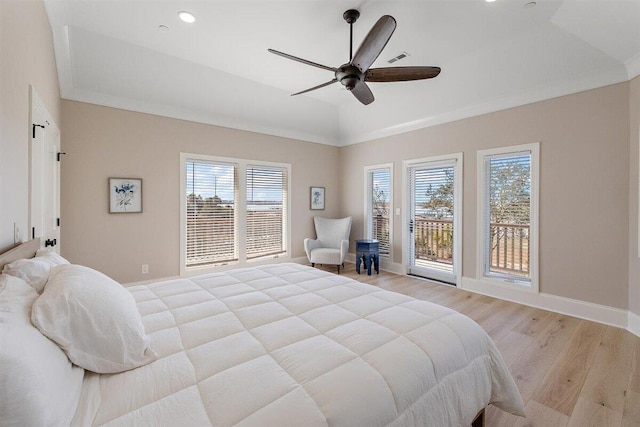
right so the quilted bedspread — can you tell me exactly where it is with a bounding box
[72,263,525,426]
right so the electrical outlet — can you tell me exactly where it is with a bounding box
[13,223,21,243]
[141,264,149,275]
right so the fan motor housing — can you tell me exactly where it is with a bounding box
[335,64,363,90]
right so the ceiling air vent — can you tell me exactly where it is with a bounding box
[387,52,410,64]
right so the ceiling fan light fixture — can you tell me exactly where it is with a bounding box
[268,11,440,106]
[343,77,359,90]
[178,11,196,23]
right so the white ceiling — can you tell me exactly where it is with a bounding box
[44,0,640,146]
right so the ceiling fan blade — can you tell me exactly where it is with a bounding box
[366,66,441,82]
[350,81,374,105]
[268,49,336,72]
[350,15,396,73]
[291,79,338,96]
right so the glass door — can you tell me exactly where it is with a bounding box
[407,156,461,285]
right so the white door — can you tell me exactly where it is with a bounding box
[405,154,462,285]
[30,89,61,252]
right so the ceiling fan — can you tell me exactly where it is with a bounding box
[268,9,441,106]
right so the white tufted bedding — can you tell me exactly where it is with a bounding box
[71,263,524,426]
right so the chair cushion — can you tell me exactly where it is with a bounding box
[309,248,341,265]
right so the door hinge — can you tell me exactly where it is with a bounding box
[32,124,45,138]
[32,227,35,239]
[57,152,66,161]
[57,218,60,227]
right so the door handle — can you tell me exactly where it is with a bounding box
[44,238,57,247]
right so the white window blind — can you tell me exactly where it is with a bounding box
[416,166,454,220]
[368,168,391,255]
[483,152,531,280]
[185,160,238,267]
[246,165,288,260]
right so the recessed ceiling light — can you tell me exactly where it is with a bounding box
[178,11,196,23]
[485,0,497,2]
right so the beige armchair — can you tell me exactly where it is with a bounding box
[304,217,352,273]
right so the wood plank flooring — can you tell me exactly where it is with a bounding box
[315,263,640,427]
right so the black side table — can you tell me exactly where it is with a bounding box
[355,239,379,275]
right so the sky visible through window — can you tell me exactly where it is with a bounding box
[186,162,284,203]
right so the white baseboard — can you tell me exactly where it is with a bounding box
[460,277,629,330]
[629,311,640,337]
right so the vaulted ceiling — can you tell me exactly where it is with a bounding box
[45,0,640,146]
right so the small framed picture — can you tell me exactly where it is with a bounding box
[109,178,143,213]
[310,186,325,210]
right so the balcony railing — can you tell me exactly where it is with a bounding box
[414,218,454,265]
[413,218,530,277]
[489,222,529,277]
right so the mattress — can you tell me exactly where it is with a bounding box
[72,263,524,426]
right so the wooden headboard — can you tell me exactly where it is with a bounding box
[0,238,41,270]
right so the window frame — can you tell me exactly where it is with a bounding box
[476,143,539,293]
[180,153,292,275]
[363,163,393,259]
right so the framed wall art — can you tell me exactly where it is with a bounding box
[310,186,325,210]
[109,178,142,213]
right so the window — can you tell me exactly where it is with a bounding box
[246,165,288,260]
[364,165,392,257]
[185,161,238,267]
[181,154,290,272]
[477,143,539,290]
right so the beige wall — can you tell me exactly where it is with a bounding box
[340,83,630,310]
[60,101,341,283]
[0,0,60,251]
[629,76,640,316]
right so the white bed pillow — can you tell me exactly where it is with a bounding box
[36,248,70,265]
[0,274,84,426]
[32,264,157,374]
[2,250,69,293]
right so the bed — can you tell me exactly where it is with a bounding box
[0,240,525,426]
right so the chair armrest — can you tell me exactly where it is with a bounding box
[339,239,349,263]
[304,238,320,259]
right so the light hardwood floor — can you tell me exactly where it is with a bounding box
[315,263,640,427]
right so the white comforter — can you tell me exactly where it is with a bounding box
[72,263,524,426]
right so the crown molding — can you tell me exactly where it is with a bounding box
[626,52,640,81]
[63,88,341,147]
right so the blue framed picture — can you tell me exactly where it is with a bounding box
[310,186,325,210]
[109,178,142,213]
